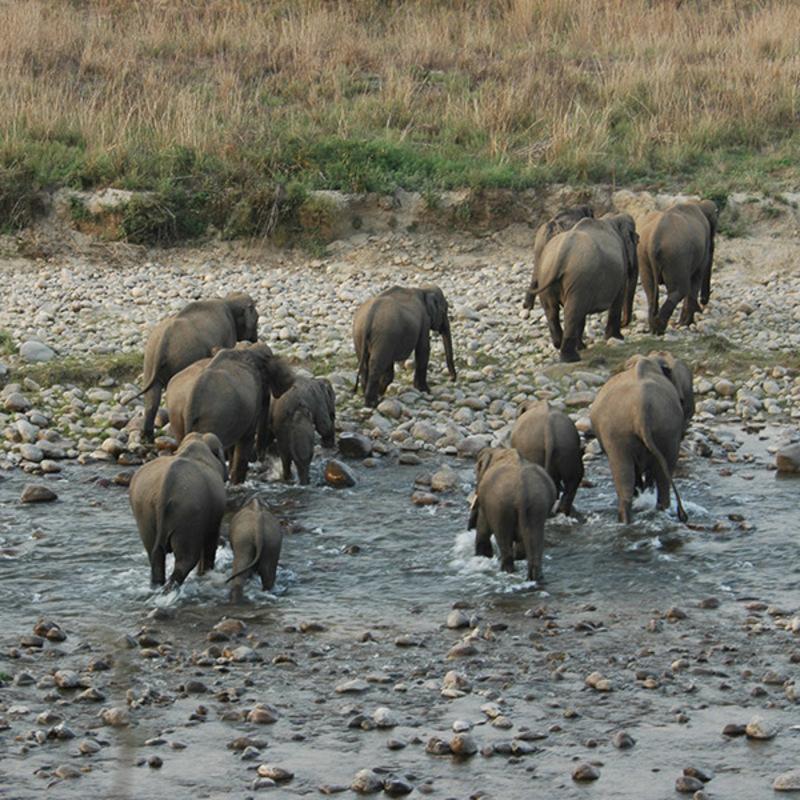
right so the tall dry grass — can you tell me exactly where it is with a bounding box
[0,0,798,192]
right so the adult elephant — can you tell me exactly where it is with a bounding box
[635,351,695,432]
[129,432,227,589]
[523,213,639,362]
[511,400,584,516]
[136,293,259,441]
[168,343,294,484]
[353,285,456,408]
[468,448,557,582]
[637,200,717,334]
[590,355,688,524]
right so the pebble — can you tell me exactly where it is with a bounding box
[612,731,635,749]
[450,733,478,756]
[777,444,800,473]
[351,768,383,794]
[774,770,800,791]
[745,715,777,739]
[336,678,370,694]
[676,775,704,793]
[20,484,58,503]
[572,763,600,782]
[247,704,279,724]
[100,707,130,727]
[257,764,294,782]
[383,775,414,796]
[338,432,372,458]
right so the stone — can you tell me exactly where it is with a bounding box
[351,768,383,794]
[457,435,491,458]
[78,738,101,755]
[612,731,635,749]
[5,392,31,412]
[19,444,44,462]
[372,707,398,728]
[572,763,600,782]
[774,770,800,791]
[54,670,81,689]
[257,764,294,782]
[450,733,478,756]
[745,716,777,740]
[425,736,451,755]
[324,459,356,488]
[338,432,373,458]
[446,610,471,629]
[777,444,800,474]
[336,678,369,694]
[447,641,478,658]
[19,341,56,363]
[675,775,704,793]
[247,704,278,724]
[383,775,414,796]
[20,484,57,503]
[431,465,458,492]
[100,707,130,727]
[377,399,403,419]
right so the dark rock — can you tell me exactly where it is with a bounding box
[338,433,372,459]
[20,484,58,503]
[324,459,356,488]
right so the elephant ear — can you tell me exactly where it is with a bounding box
[200,432,229,481]
[475,447,496,485]
[424,288,446,331]
[320,379,336,417]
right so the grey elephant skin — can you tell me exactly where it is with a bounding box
[511,400,584,516]
[468,448,557,582]
[268,376,336,485]
[137,293,259,441]
[637,199,717,333]
[590,355,688,524]
[167,343,295,484]
[531,204,595,271]
[129,432,227,589]
[524,213,639,362]
[227,498,283,603]
[353,285,456,407]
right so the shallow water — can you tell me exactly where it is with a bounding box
[2,422,799,798]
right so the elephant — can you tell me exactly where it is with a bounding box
[275,404,315,485]
[633,351,695,432]
[510,400,584,516]
[531,204,595,271]
[467,447,557,582]
[167,342,295,484]
[523,213,639,362]
[353,285,456,408]
[136,293,259,442]
[129,432,227,589]
[590,355,688,524]
[267,375,336,449]
[636,199,718,334]
[226,498,283,603]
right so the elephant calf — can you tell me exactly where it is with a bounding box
[468,448,557,582]
[511,400,584,516]
[353,285,456,407]
[227,498,283,603]
[268,375,336,448]
[274,405,315,485]
[129,432,227,589]
[590,355,688,524]
[637,199,718,334]
[167,342,295,484]
[135,293,259,442]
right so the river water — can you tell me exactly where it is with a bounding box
[1,422,799,798]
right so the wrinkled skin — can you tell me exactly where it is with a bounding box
[276,405,315,485]
[467,447,557,582]
[169,343,295,484]
[268,376,336,449]
[523,214,639,362]
[227,498,283,603]
[128,432,227,589]
[510,400,584,516]
[138,293,259,441]
[353,285,456,408]
[637,199,718,334]
[590,356,688,524]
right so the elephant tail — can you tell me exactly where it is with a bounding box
[353,344,368,395]
[525,274,561,300]
[516,470,542,582]
[354,301,380,395]
[125,340,166,403]
[225,538,263,584]
[638,418,688,523]
[467,494,479,530]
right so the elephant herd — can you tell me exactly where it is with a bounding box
[126,197,715,597]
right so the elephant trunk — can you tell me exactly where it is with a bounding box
[442,317,456,381]
[522,280,537,310]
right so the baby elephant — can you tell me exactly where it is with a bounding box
[276,405,315,484]
[227,499,283,603]
[468,448,557,582]
[129,432,227,589]
[511,400,584,516]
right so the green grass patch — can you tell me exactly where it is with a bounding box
[0,330,16,356]
[17,352,143,389]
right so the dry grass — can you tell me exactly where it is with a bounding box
[0,1,798,219]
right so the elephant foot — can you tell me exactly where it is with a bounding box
[604,328,623,342]
[559,349,581,363]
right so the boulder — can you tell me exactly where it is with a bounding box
[324,459,356,488]
[19,341,56,363]
[338,432,372,459]
[776,444,800,474]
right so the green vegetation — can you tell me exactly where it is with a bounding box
[17,352,143,388]
[0,330,16,356]
[1,1,799,243]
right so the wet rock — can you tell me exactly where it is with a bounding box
[20,635,44,648]
[425,736,451,755]
[447,641,478,659]
[338,432,372,459]
[745,716,777,739]
[684,767,712,783]
[457,435,491,458]
[247,704,279,724]
[411,490,438,506]
[336,678,369,694]
[78,738,101,755]
[383,775,414,796]
[386,738,407,750]
[324,459,356,488]
[450,733,478,756]
[774,770,800,791]
[446,610,471,629]
[257,764,294,782]
[698,597,720,609]
[227,645,260,663]
[20,484,58,503]
[351,768,383,793]
[612,731,636,749]
[372,707,398,728]
[431,465,458,492]
[722,723,747,737]
[777,444,800,474]
[34,620,66,641]
[452,719,472,732]
[585,671,612,692]
[53,764,81,780]
[54,670,82,689]
[100,707,130,727]
[572,763,600,782]
[148,755,163,769]
[676,775,704,793]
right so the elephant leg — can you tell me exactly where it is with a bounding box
[494,528,516,573]
[679,272,703,326]
[559,305,582,363]
[150,546,166,586]
[606,444,636,523]
[604,291,624,341]
[280,451,293,482]
[297,460,311,486]
[378,364,395,395]
[558,481,579,517]
[474,508,493,558]
[577,318,587,350]
[166,553,196,589]
[655,465,671,512]
[230,437,254,485]
[142,383,163,443]
[201,528,220,575]
[259,561,277,592]
[655,286,684,334]
[543,301,563,350]
[413,335,431,393]
[365,353,392,407]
